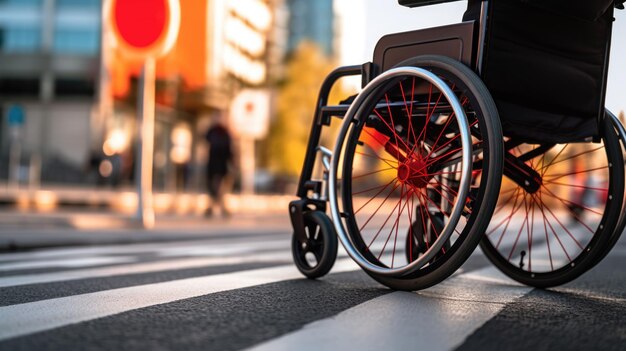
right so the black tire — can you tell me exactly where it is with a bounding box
[581,111,626,269]
[338,55,503,291]
[479,116,624,288]
[292,211,338,279]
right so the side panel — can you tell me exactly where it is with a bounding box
[372,21,475,74]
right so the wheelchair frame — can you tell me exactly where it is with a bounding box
[289,0,625,289]
[290,1,490,240]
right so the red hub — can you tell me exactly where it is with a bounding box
[398,158,431,188]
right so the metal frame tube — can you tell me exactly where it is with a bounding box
[295,65,362,199]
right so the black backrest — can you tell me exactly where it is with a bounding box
[398,0,461,7]
[479,0,614,142]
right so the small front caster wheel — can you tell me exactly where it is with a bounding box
[292,211,338,279]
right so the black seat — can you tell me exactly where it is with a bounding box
[470,0,615,142]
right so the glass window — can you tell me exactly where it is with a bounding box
[56,0,100,9]
[53,28,99,54]
[53,0,101,55]
[54,78,95,97]
[0,77,40,96]
[0,26,41,52]
[0,0,42,52]
[0,0,42,6]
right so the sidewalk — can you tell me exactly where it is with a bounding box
[0,184,294,216]
[0,186,296,251]
[0,209,293,252]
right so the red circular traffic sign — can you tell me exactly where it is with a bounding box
[107,0,180,58]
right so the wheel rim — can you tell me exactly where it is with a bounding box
[295,219,326,270]
[482,131,622,278]
[329,66,472,277]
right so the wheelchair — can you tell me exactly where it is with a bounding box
[289,0,626,290]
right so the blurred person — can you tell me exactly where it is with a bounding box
[86,150,105,185]
[204,117,233,217]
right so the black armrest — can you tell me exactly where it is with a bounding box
[398,0,462,8]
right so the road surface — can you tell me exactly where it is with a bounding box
[0,224,625,350]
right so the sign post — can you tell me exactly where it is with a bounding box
[7,105,25,188]
[229,90,270,194]
[136,58,157,227]
[107,0,180,228]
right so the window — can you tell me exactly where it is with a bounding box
[54,78,95,97]
[0,77,40,96]
[0,0,42,52]
[53,0,101,55]
[56,0,100,9]
[53,29,99,54]
[0,0,42,6]
[0,26,41,52]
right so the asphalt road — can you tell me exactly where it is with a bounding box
[0,225,625,351]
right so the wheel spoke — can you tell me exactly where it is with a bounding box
[542,180,607,192]
[377,184,412,261]
[417,191,450,254]
[539,146,604,172]
[391,183,409,267]
[540,144,569,176]
[367,192,404,252]
[373,109,412,156]
[407,192,416,262]
[534,190,554,271]
[353,180,396,196]
[354,179,399,231]
[491,187,522,219]
[356,149,397,167]
[494,189,525,249]
[544,165,609,182]
[352,167,396,180]
[399,79,419,146]
[541,185,603,217]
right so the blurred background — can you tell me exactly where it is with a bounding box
[0,0,624,219]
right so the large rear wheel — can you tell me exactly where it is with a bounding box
[480,116,624,287]
[329,55,503,290]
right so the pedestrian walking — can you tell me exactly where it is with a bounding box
[205,117,233,217]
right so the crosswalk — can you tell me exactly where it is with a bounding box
[249,266,532,351]
[0,233,624,350]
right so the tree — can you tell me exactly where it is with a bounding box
[265,42,353,179]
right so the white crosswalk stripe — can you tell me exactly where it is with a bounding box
[0,259,360,341]
[0,238,353,287]
[0,251,292,288]
[248,266,531,351]
[0,236,288,263]
[0,256,138,271]
[0,237,544,349]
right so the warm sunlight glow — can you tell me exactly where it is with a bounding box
[228,0,272,31]
[103,129,128,156]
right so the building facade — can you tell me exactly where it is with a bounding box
[0,0,101,184]
[286,0,334,56]
[0,0,279,194]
